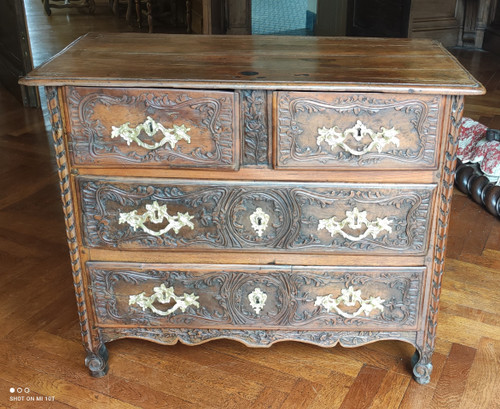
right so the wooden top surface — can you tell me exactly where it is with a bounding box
[20,32,485,95]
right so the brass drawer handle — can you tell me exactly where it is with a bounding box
[315,286,385,319]
[129,284,199,316]
[119,200,194,237]
[111,116,191,150]
[317,120,399,156]
[318,207,392,242]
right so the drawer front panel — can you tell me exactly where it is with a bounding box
[79,178,435,254]
[276,92,441,169]
[88,263,424,330]
[65,87,238,169]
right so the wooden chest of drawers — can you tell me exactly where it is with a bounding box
[21,33,485,384]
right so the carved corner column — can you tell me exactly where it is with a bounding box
[412,95,464,384]
[45,86,108,377]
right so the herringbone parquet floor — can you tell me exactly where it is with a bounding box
[0,1,499,408]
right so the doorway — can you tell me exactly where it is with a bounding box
[251,0,316,35]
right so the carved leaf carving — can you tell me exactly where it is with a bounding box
[241,90,269,166]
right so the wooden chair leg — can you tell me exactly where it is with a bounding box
[126,0,133,22]
[135,0,142,28]
[41,0,95,16]
[43,0,52,16]
[147,0,153,33]
[186,0,192,33]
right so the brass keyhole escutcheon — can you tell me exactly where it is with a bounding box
[249,208,270,238]
[248,288,267,314]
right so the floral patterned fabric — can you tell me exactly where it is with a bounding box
[458,117,500,185]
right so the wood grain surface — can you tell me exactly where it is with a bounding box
[20,33,485,94]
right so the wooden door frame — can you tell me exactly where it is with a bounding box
[226,0,251,34]
[0,0,38,107]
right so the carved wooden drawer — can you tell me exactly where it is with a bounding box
[78,177,436,255]
[275,92,441,170]
[88,262,424,331]
[64,86,239,169]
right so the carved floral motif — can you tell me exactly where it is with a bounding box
[241,90,269,166]
[101,327,418,349]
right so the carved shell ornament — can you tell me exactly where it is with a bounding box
[315,286,385,319]
[318,207,392,242]
[111,116,191,150]
[119,201,194,237]
[317,120,400,156]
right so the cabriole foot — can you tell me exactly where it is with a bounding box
[412,350,433,385]
[85,344,109,377]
